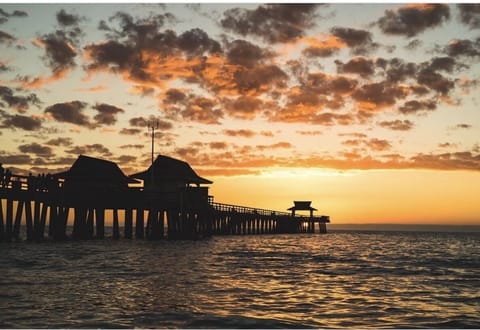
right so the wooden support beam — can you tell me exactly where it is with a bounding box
[53,206,69,241]
[6,198,13,242]
[86,208,94,239]
[48,205,58,238]
[124,208,133,239]
[33,201,40,239]
[135,208,144,239]
[0,197,5,241]
[38,203,48,240]
[73,207,87,240]
[13,200,24,240]
[112,209,119,240]
[158,210,164,239]
[95,208,105,239]
[319,222,327,234]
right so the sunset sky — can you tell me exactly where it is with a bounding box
[1,3,479,224]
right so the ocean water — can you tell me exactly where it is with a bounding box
[1,229,479,328]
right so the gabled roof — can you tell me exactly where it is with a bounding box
[55,155,138,185]
[131,155,212,185]
[288,201,318,211]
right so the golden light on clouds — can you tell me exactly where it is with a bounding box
[1,3,479,224]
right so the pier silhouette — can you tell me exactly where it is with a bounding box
[0,155,329,242]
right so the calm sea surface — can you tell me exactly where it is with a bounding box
[1,228,479,328]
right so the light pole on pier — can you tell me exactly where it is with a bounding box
[148,119,159,187]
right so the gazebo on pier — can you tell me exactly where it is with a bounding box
[288,201,328,233]
[288,201,317,217]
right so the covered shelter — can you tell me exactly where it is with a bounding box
[130,155,212,190]
[55,154,138,191]
[130,155,212,207]
[288,201,318,217]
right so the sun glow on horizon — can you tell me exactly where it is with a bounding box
[0,3,479,225]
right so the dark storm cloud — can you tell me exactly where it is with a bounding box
[443,38,480,58]
[129,116,173,130]
[378,119,414,131]
[34,9,85,77]
[457,4,480,29]
[306,73,358,95]
[376,4,450,37]
[119,144,144,149]
[220,4,320,43]
[85,40,135,71]
[302,46,338,58]
[87,12,219,83]
[256,142,292,151]
[330,27,378,54]
[180,96,223,124]
[416,68,454,95]
[66,144,111,156]
[0,154,31,165]
[439,142,455,148]
[336,57,376,77]
[226,39,272,68]
[209,141,228,150]
[380,58,417,83]
[98,20,110,31]
[0,85,41,112]
[106,11,174,42]
[0,8,27,18]
[177,28,222,57]
[352,82,408,108]
[116,154,136,164]
[163,88,187,104]
[46,137,73,146]
[405,39,422,50]
[425,56,457,73]
[56,9,82,27]
[18,142,53,157]
[223,95,264,120]
[92,103,125,126]
[312,112,355,126]
[0,8,27,24]
[411,151,480,170]
[120,128,142,135]
[398,99,437,114]
[223,129,256,138]
[37,31,77,74]
[0,62,9,72]
[234,64,288,93]
[365,138,392,151]
[410,85,430,96]
[455,123,472,129]
[1,114,42,131]
[0,30,15,43]
[44,101,92,127]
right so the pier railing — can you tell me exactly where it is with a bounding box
[0,174,329,241]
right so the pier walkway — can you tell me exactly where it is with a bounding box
[0,166,329,242]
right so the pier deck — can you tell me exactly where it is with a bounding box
[0,173,329,242]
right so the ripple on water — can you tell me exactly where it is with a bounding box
[1,231,479,328]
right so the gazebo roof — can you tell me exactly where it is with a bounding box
[55,155,138,184]
[131,155,212,185]
[287,201,318,211]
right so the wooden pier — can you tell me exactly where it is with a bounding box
[0,155,329,242]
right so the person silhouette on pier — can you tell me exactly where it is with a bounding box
[0,163,4,188]
[4,168,11,189]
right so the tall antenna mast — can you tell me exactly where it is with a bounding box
[148,119,159,186]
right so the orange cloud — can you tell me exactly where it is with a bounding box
[18,68,69,88]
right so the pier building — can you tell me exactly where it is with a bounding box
[0,154,329,242]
